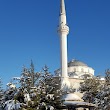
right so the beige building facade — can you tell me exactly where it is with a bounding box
[55,59,95,98]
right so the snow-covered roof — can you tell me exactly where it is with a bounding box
[64,101,96,107]
[63,93,83,101]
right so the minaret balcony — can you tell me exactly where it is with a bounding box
[58,25,69,35]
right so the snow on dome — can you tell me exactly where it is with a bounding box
[63,93,83,101]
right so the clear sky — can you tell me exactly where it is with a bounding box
[0,0,110,88]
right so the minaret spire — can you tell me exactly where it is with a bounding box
[58,0,70,90]
[59,0,67,25]
[60,0,66,15]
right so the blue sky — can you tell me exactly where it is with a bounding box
[0,0,110,88]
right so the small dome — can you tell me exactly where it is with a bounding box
[68,59,88,67]
[63,93,83,101]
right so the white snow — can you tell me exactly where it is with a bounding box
[4,100,22,110]
[63,93,83,101]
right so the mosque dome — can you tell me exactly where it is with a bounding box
[55,59,94,77]
[68,59,88,67]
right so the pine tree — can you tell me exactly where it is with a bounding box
[80,76,101,103]
[11,63,63,110]
[30,60,35,87]
[39,65,62,109]
[29,65,63,110]
[96,70,110,110]
[2,61,63,110]
[20,61,41,92]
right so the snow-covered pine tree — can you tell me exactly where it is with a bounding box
[2,61,63,110]
[80,76,101,103]
[15,61,41,109]
[2,61,39,110]
[20,61,41,92]
[11,63,63,110]
[39,65,62,109]
[30,60,36,87]
[30,65,63,110]
[3,82,23,110]
[96,70,110,110]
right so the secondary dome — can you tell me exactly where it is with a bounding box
[68,59,88,67]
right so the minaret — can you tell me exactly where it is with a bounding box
[58,0,70,89]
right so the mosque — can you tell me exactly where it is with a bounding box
[55,0,96,109]
[55,59,94,96]
[56,0,95,97]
